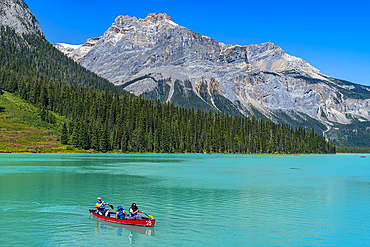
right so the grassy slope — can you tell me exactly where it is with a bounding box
[0,91,68,152]
[0,91,340,154]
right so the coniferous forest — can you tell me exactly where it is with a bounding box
[0,26,336,154]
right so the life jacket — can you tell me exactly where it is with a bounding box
[129,207,137,216]
[96,201,105,212]
[117,210,126,219]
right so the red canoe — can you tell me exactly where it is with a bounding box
[89,209,156,227]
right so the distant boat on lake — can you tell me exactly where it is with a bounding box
[360,156,366,158]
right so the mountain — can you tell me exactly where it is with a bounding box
[0,0,42,35]
[0,0,128,95]
[55,13,370,146]
[0,3,335,154]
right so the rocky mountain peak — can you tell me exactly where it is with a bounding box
[108,13,176,33]
[112,15,137,27]
[53,12,370,133]
[144,13,171,23]
[245,41,324,79]
[247,41,283,54]
[0,0,42,35]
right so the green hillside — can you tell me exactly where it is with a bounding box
[0,25,335,154]
[0,91,66,152]
[0,26,129,94]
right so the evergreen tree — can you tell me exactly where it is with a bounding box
[0,26,336,155]
[90,121,99,151]
[61,122,69,145]
[71,117,81,147]
[99,120,110,152]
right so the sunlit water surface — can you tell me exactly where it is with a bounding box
[0,153,369,246]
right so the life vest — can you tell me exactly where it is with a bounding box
[96,201,105,212]
[117,210,126,219]
[129,207,137,216]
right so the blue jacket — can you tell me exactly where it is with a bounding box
[129,207,137,216]
[96,201,105,212]
[117,210,126,219]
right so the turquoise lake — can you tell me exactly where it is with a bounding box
[0,153,369,246]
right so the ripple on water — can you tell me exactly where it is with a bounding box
[1,154,370,246]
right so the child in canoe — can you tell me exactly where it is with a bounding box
[116,205,127,219]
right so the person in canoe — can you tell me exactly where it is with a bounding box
[95,197,110,216]
[115,205,127,219]
[128,203,142,219]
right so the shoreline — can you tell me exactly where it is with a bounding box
[0,150,337,155]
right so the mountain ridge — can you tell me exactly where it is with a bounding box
[0,3,364,147]
[54,13,370,137]
[0,2,336,153]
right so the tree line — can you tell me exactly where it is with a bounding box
[0,25,336,154]
[0,26,126,94]
[0,66,335,154]
[336,147,370,154]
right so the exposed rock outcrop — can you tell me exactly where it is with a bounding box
[0,0,42,35]
[54,13,370,132]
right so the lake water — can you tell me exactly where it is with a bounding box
[0,153,369,246]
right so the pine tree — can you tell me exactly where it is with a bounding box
[71,118,81,148]
[90,121,99,151]
[99,120,110,152]
[60,122,69,145]
[0,25,337,155]
[80,121,90,150]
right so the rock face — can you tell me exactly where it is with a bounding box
[55,13,370,136]
[0,0,42,35]
[60,13,248,84]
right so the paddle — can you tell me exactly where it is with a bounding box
[142,212,153,219]
[107,204,114,210]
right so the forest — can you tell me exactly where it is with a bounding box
[0,26,335,154]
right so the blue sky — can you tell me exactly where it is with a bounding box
[25,0,370,86]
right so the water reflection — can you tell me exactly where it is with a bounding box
[91,217,155,236]
[2,154,370,245]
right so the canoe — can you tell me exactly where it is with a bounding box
[89,209,156,227]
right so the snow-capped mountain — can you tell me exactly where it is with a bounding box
[53,43,82,56]
[55,13,370,137]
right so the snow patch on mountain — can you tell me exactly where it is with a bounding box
[54,43,82,55]
[54,13,370,127]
